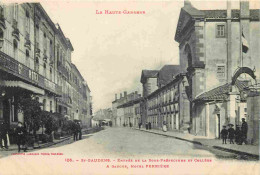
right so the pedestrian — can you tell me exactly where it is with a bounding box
[15,122,27,152]
[235,125,242,145]
[77,122,82,140]
[148,122,151,130]
[241,118,248,144]
[138,122,141,129]
[220,125,228,144]
[227,124,235,144]
[73,122,78,141]
[0,121,8,150]
[145,122,148,130]
[162,121,167,132]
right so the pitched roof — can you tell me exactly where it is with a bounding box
[195,80,249,102]
[202,9,260,20]
[158,65,182,87]
[140,70,159,83]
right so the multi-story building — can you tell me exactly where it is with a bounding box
[117,91,142,127]
[140,65,188,129]
[174,1,259,138]
[113,91,141,127]
[0,3,91,128]
[112,91,128,126]
[146,73,189,131]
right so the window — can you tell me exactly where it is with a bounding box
[50,67,52,81]
[26,49,30,67]
[50,101,52,113]
[35,57,39,72]
[25,10,30,34]
[43,99,46,111]
[217,65,225,78]
[13,39,18,60]
[13,4,18,21]
[0,28,3,50]
[216,25,225,38]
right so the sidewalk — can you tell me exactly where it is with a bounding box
[135,127,259,159]
[0,127,102,155]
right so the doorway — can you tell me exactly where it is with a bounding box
[216,114,220,139]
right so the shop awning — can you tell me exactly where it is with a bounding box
[0,80,45,95]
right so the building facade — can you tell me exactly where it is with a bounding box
[117,93,142,127]
[174,1,260,138]
[0,3,92,128]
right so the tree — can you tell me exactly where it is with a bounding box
[17,92,42,135]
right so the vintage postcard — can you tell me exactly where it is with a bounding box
[0,0,259,174]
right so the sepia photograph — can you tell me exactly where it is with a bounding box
[0,0,259,174]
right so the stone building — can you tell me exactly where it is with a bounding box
[117,91,142,127]
[174,1,260,138]
[112,92,128,126]
[0,3,92,128]
[145,66,190,131]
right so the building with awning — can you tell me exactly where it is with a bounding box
[0,3,92,131]
[0,80,45,95]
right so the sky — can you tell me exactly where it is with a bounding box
[3,0,260,112]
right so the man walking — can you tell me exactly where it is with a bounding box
[241,118,248,144]
[16,122,27,152]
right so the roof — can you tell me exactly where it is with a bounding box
[117,97,143,109]
[175,2,260,42]
[202,9,260,20]
[194,80,249,102]
[182,1,205,18]
[140,70,159,83]
[158,65,182,87]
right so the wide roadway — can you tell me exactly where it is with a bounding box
[0,127,259,175]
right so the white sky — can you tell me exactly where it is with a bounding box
[3,0,260,112]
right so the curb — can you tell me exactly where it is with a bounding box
[135,128,259,159]
[0,128,102,152]
[212,146,259,160]
[137,128,202,145]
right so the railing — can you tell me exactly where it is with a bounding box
[0,51,62,96]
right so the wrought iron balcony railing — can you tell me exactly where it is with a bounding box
[0,51,62,96]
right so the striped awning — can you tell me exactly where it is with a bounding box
[0,80,45,95]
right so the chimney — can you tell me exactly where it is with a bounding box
[115,94,117,101]
[184,0,192,7]
[124,91,127,97]
[120,93,122,99]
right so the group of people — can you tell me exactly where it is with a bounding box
[221,118,248,145]
[73,121,82,141]
[145,122,152,130]
[1,121,27,152]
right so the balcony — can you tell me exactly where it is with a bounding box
[0,51,62,96]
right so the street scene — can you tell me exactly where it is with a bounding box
[0,0,260,174]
